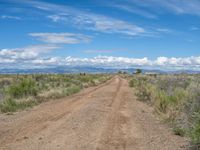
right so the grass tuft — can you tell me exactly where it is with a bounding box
[173,127,185,137]
[0,98,37,113]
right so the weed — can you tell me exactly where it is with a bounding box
[173,127,185,137]
[0,98,37,113]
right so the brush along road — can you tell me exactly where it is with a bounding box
[0,76,188,150]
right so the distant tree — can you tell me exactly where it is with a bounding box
[135,69,142,74]
[80,73,86,76]
[118,70,122,74]
[123,71,127,74]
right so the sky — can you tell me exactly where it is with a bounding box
[0,0,200,70]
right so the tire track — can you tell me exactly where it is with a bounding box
[0,76,188,150]
[0,77,116,145]
[95,78,128,150]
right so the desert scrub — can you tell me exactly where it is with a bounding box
[129,74,190,116]
[0,98,37,113]
[64,85,81,96]
[6,78,38,98]
[0,74,112,113]
[129,74,200,145]
[190,125,200,145]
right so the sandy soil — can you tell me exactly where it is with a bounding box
[0,76,188,150]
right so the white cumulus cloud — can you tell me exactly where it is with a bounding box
[28,55,200,70]
[0,44,59,62]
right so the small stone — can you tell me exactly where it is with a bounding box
[23,136,29,139]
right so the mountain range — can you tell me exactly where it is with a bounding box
[0,66,199,74]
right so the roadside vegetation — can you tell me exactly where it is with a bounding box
[129,74,200,146]
[0,74,111,113]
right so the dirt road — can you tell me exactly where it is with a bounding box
[0,76,188,150]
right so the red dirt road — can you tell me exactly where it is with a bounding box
[0,77,188,150]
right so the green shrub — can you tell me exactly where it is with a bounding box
[155,90,169,113]
[0,98,37,113]
[64,85,81,96]
[129,79,136,87]
[136,85,151,101]
[173,127,185,137]
[0,98,17,112]
[7,78,38,98]
[190,121,200,144]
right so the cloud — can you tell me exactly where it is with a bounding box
[0,31,93,68]
[156,28,173,33]
[107,0,200,19]
[47,15,62,22]
[154,56,200,67]
[25,1,175,37]
[126,0,200,16]
[83,16,145,36]
[1,15,21,20]
[31,56,150,68]
[47,13,145,36]
[0,44,59,61]
[0,31,91,66]
[190,26,199,31]
[4,0,173,37]
[23,0,146,36]
[109,3,157,19]
[161,0,200,16]
[1,49,200,70]
[33,55,200,70]
[32,57,61,65]
[29,33,91,44]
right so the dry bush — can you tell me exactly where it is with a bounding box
[0,74,112,113]
[129,74,200,144]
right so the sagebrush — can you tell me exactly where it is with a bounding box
[129,74,200,145]
[0,74,111,113]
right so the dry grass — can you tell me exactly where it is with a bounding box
[0,74,112,113]
[129,74,200,145]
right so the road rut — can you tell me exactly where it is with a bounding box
[0,76,188,150]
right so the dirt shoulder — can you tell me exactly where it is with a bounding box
[0,76,188,150]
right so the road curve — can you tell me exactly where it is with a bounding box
[0,76,188,150]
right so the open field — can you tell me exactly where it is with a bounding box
[0,75,189,150]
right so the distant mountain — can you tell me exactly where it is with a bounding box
[0,66,117,74]
[0,66,199,74]
[167,70,200,74]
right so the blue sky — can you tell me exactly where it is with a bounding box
[0,0,200,70]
